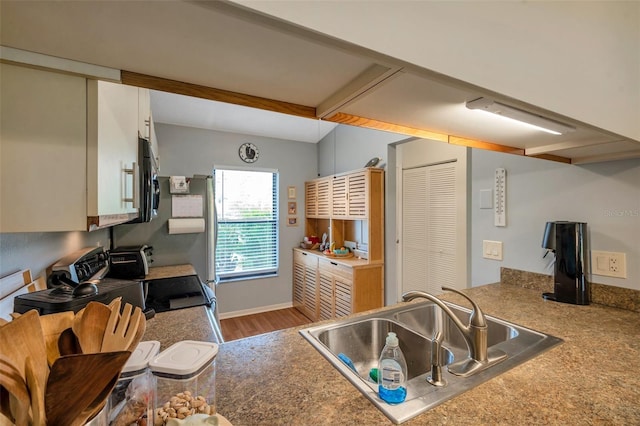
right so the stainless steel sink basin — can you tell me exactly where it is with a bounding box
[300,300,562,424]
[394,303,519,351]
[317,318,454,381]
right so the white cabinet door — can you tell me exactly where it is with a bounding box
[0,63,87,232]
[138,87,151,139]
[87,80,139,221]
[149,112,160,171]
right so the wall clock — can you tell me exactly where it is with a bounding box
[239,142,259,163]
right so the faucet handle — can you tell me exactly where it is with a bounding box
[441,287,486,328]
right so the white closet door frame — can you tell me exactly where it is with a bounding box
[395,140,469,303]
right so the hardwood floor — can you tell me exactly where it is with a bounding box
[220,307,311,341]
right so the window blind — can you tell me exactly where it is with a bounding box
[214,168,279,280]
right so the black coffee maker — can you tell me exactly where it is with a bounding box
[541,221,590,305]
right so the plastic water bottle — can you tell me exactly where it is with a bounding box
[378,331,407,404]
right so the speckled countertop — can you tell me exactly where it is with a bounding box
[144,283,640,425]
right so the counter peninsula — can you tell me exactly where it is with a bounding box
[144,283,639,425]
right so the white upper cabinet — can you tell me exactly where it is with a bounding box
[138,87,160,170]
[1,64,142,232]
[86,80,140,229]
[0,63,87,232]
[138,87,151,139]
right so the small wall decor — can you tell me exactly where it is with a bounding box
[239,142,259,163]
[288,202,297,215]
[287,186,296,199]
[287,217,298,227]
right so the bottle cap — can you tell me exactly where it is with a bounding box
[386,332,398,347]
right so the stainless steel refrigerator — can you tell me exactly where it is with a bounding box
[112,175,222,340]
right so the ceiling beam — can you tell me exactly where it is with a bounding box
[447,136,524,155]
[525,139,619,156]
[527,154,572,164]
[325,112,448,142]
[121,70,317,119]
[570,150,640,165]
[316,64,403,119]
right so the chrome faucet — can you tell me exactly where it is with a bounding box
[402,287,507,377]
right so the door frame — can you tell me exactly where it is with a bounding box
[395,138,470,303]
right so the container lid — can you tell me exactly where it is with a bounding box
[123,340,161,374]
[149,340,218,376]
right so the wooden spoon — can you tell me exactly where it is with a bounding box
[45,351,130,426]
[0,358,29,404]
[102,302,143,352]
[0,357,30,426]
[25,356,46,425]
[127,313,147,352]
[72,302,111,354]
[40,311,74,366]
[74,372,119,425]
[0,310,48,404]
[57,327,82,356]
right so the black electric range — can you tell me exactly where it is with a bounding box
[144,274,215,313]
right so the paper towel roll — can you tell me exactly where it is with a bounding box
[168,218,205,234]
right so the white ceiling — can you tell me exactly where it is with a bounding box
[1,0,638,160]
[150,91,337,143]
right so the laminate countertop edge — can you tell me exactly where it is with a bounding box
[145,283,640,425]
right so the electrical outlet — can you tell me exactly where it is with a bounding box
[591,251,627,278]
[483,240,503,261]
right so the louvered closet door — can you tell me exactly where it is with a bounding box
[402,162,457,295]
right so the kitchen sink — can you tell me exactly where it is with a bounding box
[300,300,562,424]
[316,318,454,381]
[393,303,519,351]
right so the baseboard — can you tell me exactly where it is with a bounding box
[218,302,294,320]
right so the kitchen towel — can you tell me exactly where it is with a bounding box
[167,218,205,234]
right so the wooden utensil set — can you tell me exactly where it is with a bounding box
[0,299,146,425]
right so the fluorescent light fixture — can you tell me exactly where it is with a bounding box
[466,97,576,135]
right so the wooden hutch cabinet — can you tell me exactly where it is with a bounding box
[293,168,384,321]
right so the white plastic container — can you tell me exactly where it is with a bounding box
[108,340,160,425]
[150,340,218,425]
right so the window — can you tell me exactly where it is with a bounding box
[214,168,279,280]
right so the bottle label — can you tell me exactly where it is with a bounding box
[380,359,404,390]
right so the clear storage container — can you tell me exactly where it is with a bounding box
[108,340,160,425]
[149,340,218,425]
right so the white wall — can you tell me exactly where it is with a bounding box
[0,230,110,284]
[471,153,640,289]
[154,123,317,316]
[235,1,640,142]
[319,126,640,296]
[317,125,404,176]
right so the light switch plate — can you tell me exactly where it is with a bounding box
[479,189,493,209]
[483,240,503,261]
[591,250,627,278]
